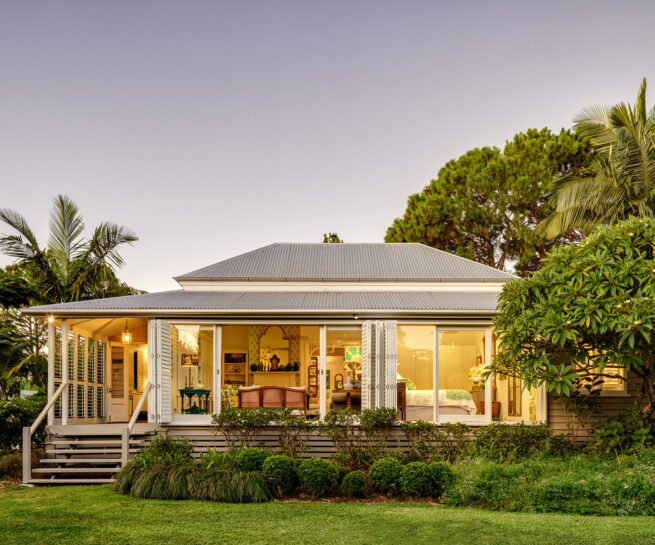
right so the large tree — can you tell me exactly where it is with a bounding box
[491,216,655,418]
[385,128,591,275]
[0,195,140,304]
[541,78,655,238]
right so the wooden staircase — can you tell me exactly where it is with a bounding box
[27,424,158,485]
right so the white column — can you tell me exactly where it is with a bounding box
[61,319,68,426]
[47,322,55,426]
[214,325,222,417]
[484,327,493,422]
[319,326,327,419]
[433,327,439,424]
[147,319,157,423]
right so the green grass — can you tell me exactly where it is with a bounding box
[1,486,655,544]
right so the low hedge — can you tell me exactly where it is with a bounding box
[340,470,367,498]
[369,457,402,494]
[262,455,297,497]
[297,458,338,497]
[0,395,47,452]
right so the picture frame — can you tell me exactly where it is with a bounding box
[334,373,343,390]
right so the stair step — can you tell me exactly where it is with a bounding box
[41,458,122,464]
[46,449,139,455]
[29,478,115,484]
[33,467,120,473]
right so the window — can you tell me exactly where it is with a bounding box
[397,325,435,422]
[588,365,627,395]
[438,330,486,418]
[171,325,215,415]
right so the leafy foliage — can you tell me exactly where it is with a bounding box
[399,462,434,497]
[542,78,655,237]
[319,408,398,468]
[428,462,455,497]
[471,424,554,463]
[386,128,591,275]
[322,233,343,243]
[0,195,140,304]
[444,450,655,515]
[0,394,46,452]
[587,409,655,455]
[493,217,655,418]
[297,457,338,497]
[368,457,402,495]
[340,470,367,498]
[262,454,298,497]
[235,447,273,472]
[0,452,23,481]
[401,421,471,462]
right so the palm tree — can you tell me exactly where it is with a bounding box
[540,78,655,238]
[0,195,139,304]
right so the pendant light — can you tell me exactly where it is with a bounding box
[121,318,132,344]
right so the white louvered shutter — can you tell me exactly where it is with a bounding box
[361,321,373,410]
[157,320,173,423]
[373,321,384,409]
[383,320,398,408]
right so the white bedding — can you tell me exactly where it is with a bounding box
[406,389,477,415]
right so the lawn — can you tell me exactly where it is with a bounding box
[1,485,655,545]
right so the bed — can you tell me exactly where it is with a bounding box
[405,389,477,420]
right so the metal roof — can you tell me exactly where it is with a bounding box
[175,243,515,282]
[24,290,500,315]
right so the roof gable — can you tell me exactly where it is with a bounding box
[175,243,515,282]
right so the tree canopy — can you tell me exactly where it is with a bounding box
[0,195,140,304]
[491,216,655,417]
[385,128,591,275]
[323,233,344,243]
[541,78,655,238]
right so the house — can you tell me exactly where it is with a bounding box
[21,242,633,484]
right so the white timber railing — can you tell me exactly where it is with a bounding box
[121,382,152,466]
[23,380,67,485]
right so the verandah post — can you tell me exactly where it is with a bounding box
[47,321,55,426]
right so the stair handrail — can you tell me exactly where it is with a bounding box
[23,380,67,485]
[121,381,152,466]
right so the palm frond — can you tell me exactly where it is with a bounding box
[47,195,86,280]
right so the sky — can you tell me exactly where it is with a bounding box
[1,0,655,292]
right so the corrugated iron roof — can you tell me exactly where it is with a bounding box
[24,290,501,314]
[175,243,515,282]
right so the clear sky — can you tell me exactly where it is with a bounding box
[1,0,654,292]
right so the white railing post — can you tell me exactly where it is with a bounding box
[61,319,68,425]
[121,427,130,466]
[47,322,55,426]
[22,427,31,485]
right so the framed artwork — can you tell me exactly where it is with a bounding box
[326,370,331,391]
[334,373,343,390]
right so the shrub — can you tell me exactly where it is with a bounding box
[320,408,398,469]
[199,448,237,470]
[192,466,271,503]
[444,452,655,515]
[428,462,455,497]
[400,462,433,497]
[340,470,366,498]
[147,433,194,461]
[212,407,279,449]
[472,424,555,462]
[0,394,46,452]
[334,464,350,485]
[297,457,337,497]
[235,447,273,472]
[262,454,297,497]
[0,452,22,481]
[369,456,402,494]
[402,421,471,463]
[587,409,655,455]
[276,409,312,459]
